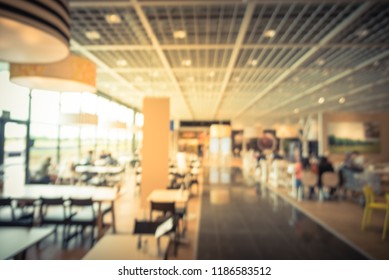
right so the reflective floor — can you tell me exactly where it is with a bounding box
[197,166,368,260]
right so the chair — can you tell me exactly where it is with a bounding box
[133,218,175,259]
[322,172,339,200]
[39,197,71,246]
[382,194,389,240]
[0,197,34,227]
[301,171,317,200]
[66,198,97,247]
[361,186,387,231]
[149,201,186,253]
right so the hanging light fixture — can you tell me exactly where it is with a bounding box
[0,0,70,63]
[9,54,97,92]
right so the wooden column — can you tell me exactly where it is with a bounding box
[141,98,170,208]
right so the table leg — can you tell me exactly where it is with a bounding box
[97,202,103,240]
[111,201,117,233]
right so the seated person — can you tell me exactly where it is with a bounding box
[35,157,53,184]
[105,153,118,166]
[344,151,364,173]
[318,156,335,196]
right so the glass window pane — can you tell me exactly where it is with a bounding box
[30,123,58,171]
[0,71,29,120]
[80,126,96,159]
[135,112,143,127]
[81,92,97,114]
[61,92,81,113]
[60,126,80,163]
[31,89,60,124]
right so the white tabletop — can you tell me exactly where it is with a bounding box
[82,235,170,260]
[147,189,190,204]
[0,227,54,260]
[0,184,116,202]
[75,165,123,174]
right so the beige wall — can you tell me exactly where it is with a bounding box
[141,98,170,208]
[323,112,389,163]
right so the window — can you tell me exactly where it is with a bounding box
[30,123,58,171]
[31,89,60,124]
[0,71,29,121]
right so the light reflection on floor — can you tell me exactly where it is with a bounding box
[197,166,367,260]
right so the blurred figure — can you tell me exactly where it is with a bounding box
[105,153,118,165]
[318,156,335,196]
[36,157,52,184]
[344,151,364,172]
[82,150,94,165]
[294,150,303,199]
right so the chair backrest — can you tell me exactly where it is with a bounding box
[69,198,93,207]
[40,197,65,205]
[69,197,95,219]
[0,197,16,221]
[150,202,175,220]
[302,171,317,186]
[39,197,66,219]
[362,185,375,205]
[322,172,339,187]
[0,197,12,207]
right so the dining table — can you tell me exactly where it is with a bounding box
[0,184,117,239]
[82,234,170,260]
[0,227,55,259]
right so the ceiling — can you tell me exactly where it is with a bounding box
[66,0,389,126]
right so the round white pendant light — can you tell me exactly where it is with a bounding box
[0,0,70,63]
[10,54,97,93]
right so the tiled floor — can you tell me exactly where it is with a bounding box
[197,167,367,260]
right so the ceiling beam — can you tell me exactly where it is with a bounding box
[74,43,389,52]
[254,49,389,120]
[130,0,194,119]
[212,1,256,119]
[233,1,373,120]
[294,77,389,114]
[71,39,144,98]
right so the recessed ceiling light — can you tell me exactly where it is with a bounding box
[85,31,100,40]
[318,97,325,104]
[338,97,346,104]
[173,30,187,39]
[116,59,127,67]
[248,59,258,66]
[355,29,369,38]
[316,59,326,66]
[151,71,159,77]
[105,14,121,24]
[263,29,276,38]
[293,108,299,114]
[208,71,215,78]
[181,59,192,67]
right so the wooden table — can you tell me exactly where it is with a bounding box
[0,184,117,238]
[74,165,124,175]
[147,189,190,204]
[82,235,170,260]
[0,227,54,259]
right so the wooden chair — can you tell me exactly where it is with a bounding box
[0,197,34,227]
[361,186,387,231]
[39,197,72,247]
[322,172,339,200]
[66,198,97,248]
[301,171,317,200]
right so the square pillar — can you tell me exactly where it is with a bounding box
[140,97,170,208]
